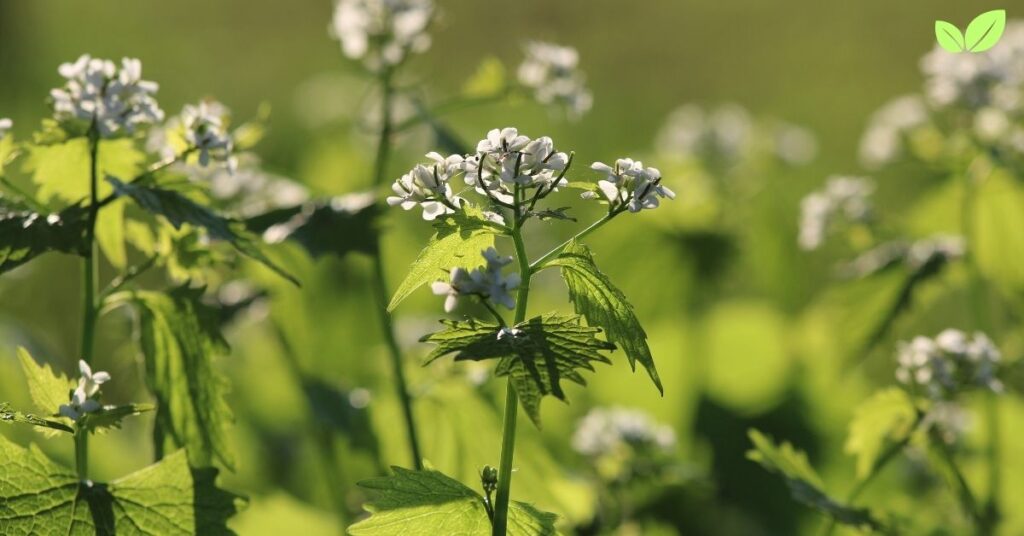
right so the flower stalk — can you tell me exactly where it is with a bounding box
[76,126,101,481]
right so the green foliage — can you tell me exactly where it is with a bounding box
[110,286,236,469]
[0,402,74,434]
[547,241,663,393]
[348,466,557,536]
[971,172,1024,292]
[245,194,379,260]
[462,57,507,98]
[388,207,504,311]
[747,430,886,532]
[0,435,243,535]
[107,177,299,286]
[80,403,155,434]
[0,204,88,274]
[422,313,615,425]
[844,388,917,479]
[16,347,75,416]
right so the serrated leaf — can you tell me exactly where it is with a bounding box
[110,286,236,469]
[108,177,299,286]
[80,403,155,434]
[16,347,75,416]
[0,204,88,274]
[388,207,503,311]
[844,388,917,479]
[421,313,615,425]
[349,466,557,536]
[0,435,244,535]
[965,10,1006,52]
[935,21,966,52]
[0,402,74,434]
[246,193,379,259]
[546,241,663,393]
[747,429,886,532]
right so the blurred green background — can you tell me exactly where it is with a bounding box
[1,0,1020,535]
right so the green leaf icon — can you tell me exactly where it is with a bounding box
[935,20,966,52]
[965,9,1006,52]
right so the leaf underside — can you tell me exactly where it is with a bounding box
[421,313,615,425]
[348,466,557,536]
[107,177,299,286]
[547,241,663,393]
[0,204,88,274]
[0,435,244,535]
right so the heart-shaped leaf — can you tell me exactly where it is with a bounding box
[965,9,1006,52]
[934,20,965,53]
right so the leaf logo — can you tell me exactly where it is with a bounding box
[935,10,1007,53]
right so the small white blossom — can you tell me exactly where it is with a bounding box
[387,152,464,220]
[463,128,570,201]
[798,176,873,250]
[0,118,11,139]
[588,158,674,213]
[58,360,111,422]
[517,41,593,118]
[50,55,163,137]
[858,95,929,168]
[896,330,1003,398]
[572,406,676,458]
[180,101,236,173]
[330,0,433,70]
[429,247,520,312]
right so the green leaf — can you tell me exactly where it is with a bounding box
[349,466,557,536]
[747,430,886,532]
[0,204,88,274]
[421,313,615,425]
[246,193,379,260]
[108,177,299,286]
[0,435,244,535]
[388,207,503,312]
[16,347,75,416]
[965,10,1006,52]
[80,403,155,434]
[844,388,917,479]
[972,171,1024,292]
[547,241,663,393]
[935,21,966,53]
[110,286,236,469]
[0,402,74,434]
[463,56,507,98]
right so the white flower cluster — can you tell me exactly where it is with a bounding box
[50,55,164,137]
[656,104,817,167]
[842,235,965,278]
[585,158,675,213]
[921,21,1024,111]
[180,101,237,173]
[431,247,521,312]
[517,41,593,118]
[388,128,570,220]
[896,329,1003,399]
[798,176,874,251]
[330,0,433,70]
[58,360,111,421]
[572,406,676,458]
[0,118,11,139]
[859,95,930,169]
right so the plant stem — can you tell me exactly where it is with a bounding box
[493,200,532,536]
[931,429,985,530]
[369,67,423,470]
[77,129,101,481]
[529,211,617,272]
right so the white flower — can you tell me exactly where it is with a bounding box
[0,118,11,139]
[429,247,520,312]
[798,176,873,250]
[180,101,236,173]
[858,95,929,168]
[517,41,592,118]
[896,330,1003,398]
[387,152,464,220]
[588,158,674,213]
[572,406,676,458]
[50,55,163,138]
[464,128,570,200]
[475,127,531,155]
[330,0,433,70]
[58,360,111,422]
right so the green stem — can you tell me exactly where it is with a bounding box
[529,211,618,272]
[492,205,531,536]
[369,67,423,470]
[77,129,100,481]
[931,430,984,530]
